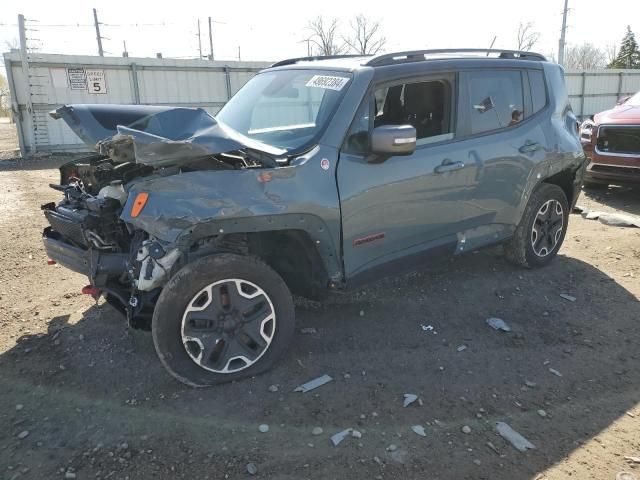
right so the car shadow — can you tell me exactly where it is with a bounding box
[1,252,639,479]
[582,184,640,216]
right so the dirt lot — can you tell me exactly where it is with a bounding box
[1,120,639,479]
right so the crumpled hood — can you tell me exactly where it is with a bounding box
[51,104,285,167]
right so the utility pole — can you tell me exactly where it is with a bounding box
[122,40,128,57]
[238,46,241,61]
[208,17,214,60]
[17,14,33,156]
[558,0,569,65]
[197,19,202,59]
[93,8,104,56]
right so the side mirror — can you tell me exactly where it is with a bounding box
[369,125,416,161]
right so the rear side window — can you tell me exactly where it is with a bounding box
[528,70,547,114]
[467,70,524,134]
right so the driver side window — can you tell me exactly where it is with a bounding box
[343,77,455,155]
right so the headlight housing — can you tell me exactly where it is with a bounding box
[579,120,595,142]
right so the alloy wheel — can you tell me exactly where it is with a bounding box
[181,279,276,373]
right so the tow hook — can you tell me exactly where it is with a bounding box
[81,284,102,301]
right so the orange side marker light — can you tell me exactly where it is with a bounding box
[131,192,149,218]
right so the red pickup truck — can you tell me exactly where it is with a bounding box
[580,91,640,187]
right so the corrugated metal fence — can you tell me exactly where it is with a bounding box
[565,69,640,120]
[3,51,270,156]
[4,51,640,157]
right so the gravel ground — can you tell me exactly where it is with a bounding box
[1,119,639,479]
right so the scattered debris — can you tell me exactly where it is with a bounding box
[386,444,398,452]
[549,368,563,377]
[560,293,576,302]
[421,324,437,334]
[17,430,29,439]
[359,310,365,317]
[403,393,418,407]
[624,456,640,464]
[268,384,279,393]
[312,427,323,436]
[473,459,482,466]
[294,374,333,392]
[627,412,636,419]
[486,441,501,455]
[15,404,23,411]
[573,204,587,214]
[461,425,472,434]
[486,317,511,332]
[300,327,317,334]
[598,213,640,228]
[411,425,427,437]
[525,380,537,388]
[457,345,468,352]
[331,428,353,446]
[495,422,536,452]
[246,462,258,475]
[390,449,408,464]
[616,472,638,480]
[537,409,547,418]
[351,430,362,439]
[64,472,77,480]
[258,424,269,433]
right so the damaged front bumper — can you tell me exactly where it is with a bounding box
[43,226,128,279]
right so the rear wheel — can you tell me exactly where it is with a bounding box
[505,183,569,268]
[152,253,295,387]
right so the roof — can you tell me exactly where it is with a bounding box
[268,49,547,72]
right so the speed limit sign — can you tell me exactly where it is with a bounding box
[85,69,107,94]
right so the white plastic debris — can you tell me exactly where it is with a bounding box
[549,368,563,377]
[351,430,362,439]
[421,324,437,334]
[258,424,269,433]
[598,212,640,228]
[294,374,333,392]
[411,425,427,437]
[330,428,353,446]
[559,293,576,302]
[486,317,511,332]
[495,422,536,452]
[403,393,418,407]
[457,345,467,352]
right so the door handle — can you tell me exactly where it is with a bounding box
[435,159,465,174]
[519,141,541,153]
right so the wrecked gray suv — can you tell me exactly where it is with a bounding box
[43,49,586,386]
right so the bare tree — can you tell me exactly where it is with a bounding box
[605,44,618,65]
[516,22,540,51]
[564,43,607,69]
[344,15,386,55]
[307,17,344,56]
[4,37,19,51]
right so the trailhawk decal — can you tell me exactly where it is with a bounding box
[305,75,349,91]
[353,232,385,247]
[320,158,330,170]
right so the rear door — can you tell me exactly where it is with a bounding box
[454,68,550,246]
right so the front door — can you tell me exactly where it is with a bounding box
[338,74,473,283]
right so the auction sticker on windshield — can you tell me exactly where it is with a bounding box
[306,75,349,91]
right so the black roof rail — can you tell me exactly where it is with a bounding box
[271,54,369,68]
[365,49,547,66]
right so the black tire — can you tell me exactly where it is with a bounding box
[505,183,569,268]
[152,253,295,387]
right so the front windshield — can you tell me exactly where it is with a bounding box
[627,91,640,106]
[216,69,352,152]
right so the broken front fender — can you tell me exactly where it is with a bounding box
[120,149,343,280]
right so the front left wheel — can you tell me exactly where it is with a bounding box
[152,253,295,387]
